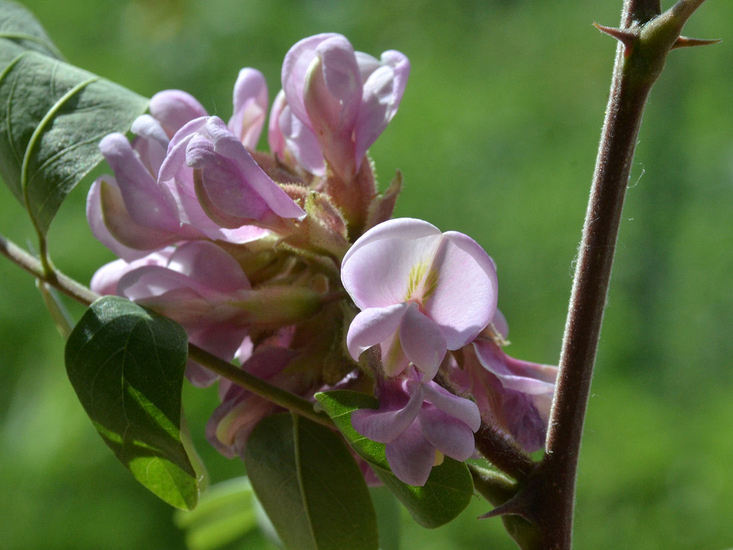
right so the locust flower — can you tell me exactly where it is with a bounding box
[282,33,409,181]
[341,218,498,379]
[352,368,481,486]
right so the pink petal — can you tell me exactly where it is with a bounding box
[420,380,482,432]
[158,117,208,182]
[150,90,207,138]
[341,218,442,309]
[87,177,149,261]
[166,241,251,293]
[95,178,180,252]
[267,90,287,156]
[473,340,556,396]
[423,231,498,349]
[187,133,270,225]
[277,103,326,175]
[418,405,476,461]
[354,50,410,163]
[228,68,268,149]
[346,303,409,361]
[304,36,361,178]
[131,114,169,176]
[282,33,338,127]
[99,133,181,233]
[351,382,423,443]
[399,304,446,379]
[384,422,435,486]
[189,117,306,222]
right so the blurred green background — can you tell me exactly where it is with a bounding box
[1,1,731,548]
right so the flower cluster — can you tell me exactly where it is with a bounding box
[88,33,556,487]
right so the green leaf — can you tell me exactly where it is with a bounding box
[243,413,379,550]
[65,295,200,510]
[175,477,258,550]
[0,50,148,234]
[370,486,401,550]
[315,390,474,528]
[0,1,63,63]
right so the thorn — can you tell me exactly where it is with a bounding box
[593,23,636,56]
[673,36,722,49]
[478,498,525,520]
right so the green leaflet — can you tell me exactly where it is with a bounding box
[0,0,62,62]
[315,390,474,528]
[243,413,379,550]
[0,51,148,235]
[0,2,147,235]
[65,296,200,510]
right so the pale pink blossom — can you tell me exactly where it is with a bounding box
[282,33,409,181]
[341,218,498,379]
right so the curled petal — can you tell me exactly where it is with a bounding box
[188,134,270,225]
[354,50,410,162]
[89,249,172,296]
[150,90,207,137]
[384,422,435,486]
[420,380,482,432]
[93,178,180,253]
[229,68,268,149]
[399,304,446,378]
[473,339,557,396]
[282,33,338,126]
[165,241,251,292]
[186,117,306,224]
[418,405,476,461]
[99,133,181,233]
[268,90,287,156]
[304,36,362,178]
[277,102,325,175]
[346,303,409,361]
[131,114,169,176]
[87,177,149,261]
[351,382,424,443]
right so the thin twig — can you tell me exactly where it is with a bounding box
[0,232,332,427]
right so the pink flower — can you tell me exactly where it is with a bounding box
[341,218,498,379]
[160,116,305,229]
[352,368,481,486]
[450,313,558,452]
[282,33,409,181]
[87,114,268,260]
[207,347,298,457]
[268,90,326,177]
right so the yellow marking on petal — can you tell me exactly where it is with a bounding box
[405,262,427,300]
[433,450,445,467]
[421,267,439,302]
[405,261,439,302]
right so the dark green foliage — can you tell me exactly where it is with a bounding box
[0,1,147,235]
[65,296,200,510]
[243,413,379,550]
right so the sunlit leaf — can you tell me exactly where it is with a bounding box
[0,51,147,234]
[65,295,200,510]
[0,0,62,62]
[243,413,378,550]
[315,390,474,528]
